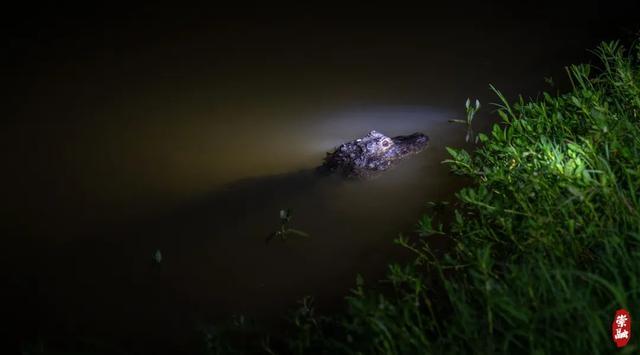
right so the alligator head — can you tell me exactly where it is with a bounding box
[318,130,429,178]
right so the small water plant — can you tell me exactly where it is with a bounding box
[449,98,481,142]
[266,209,310,244]
[152,249,162,264]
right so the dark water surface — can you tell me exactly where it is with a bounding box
[2,5,637,353]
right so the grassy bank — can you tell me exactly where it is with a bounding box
[220,39,640,354]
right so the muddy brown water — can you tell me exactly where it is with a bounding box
[2,10,631,353]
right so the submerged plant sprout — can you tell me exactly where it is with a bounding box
[266,209,310,244]
[153,249,162,264]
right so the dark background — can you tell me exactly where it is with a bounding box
[4,1,640,121]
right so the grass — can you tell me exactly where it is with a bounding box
[242,39,640,354]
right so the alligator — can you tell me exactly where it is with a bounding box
[318,130,429,178]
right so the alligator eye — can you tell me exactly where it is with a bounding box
[382,139,391,147]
